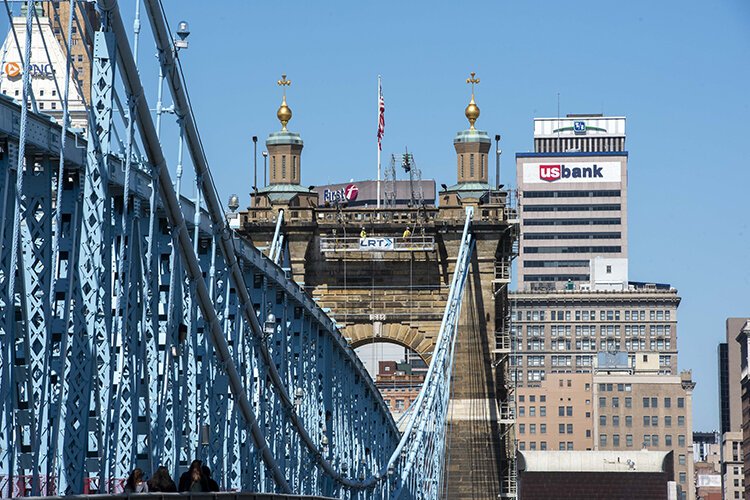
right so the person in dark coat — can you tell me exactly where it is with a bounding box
[124,468,149,493]
[147,466,177,493]
[201,465,220,492]
[178,460,209,492]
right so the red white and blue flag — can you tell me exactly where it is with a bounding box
[377,79,385,151]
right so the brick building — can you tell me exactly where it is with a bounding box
[737,321,750,499]
[510,284,680,385]
[719,317,749,499]
[375,360,425,419]
[515,360,695,499]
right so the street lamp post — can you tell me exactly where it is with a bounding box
[262,150,268,186]
[252,136,258,205]
[495,134,502,190]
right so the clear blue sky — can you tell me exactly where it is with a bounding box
[7,0,750,432]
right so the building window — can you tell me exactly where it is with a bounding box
[519,441,526,451]
[652,434,659,446]
[540,424,546,434]
[600,416,606,427]
[40,90,44,96]
[599,397,606,408]
[600,434,607,447]
[460,155,464,178]
[678,454,686,465]
[677,416,685,426]
[665,416,672,427]
[395,399,404,410]
[677,397,684,408]
[644,435,651,447]
[566,406,573,417]
[51,102,56,109]
[540,406,546,417]
[540,441,547,450]
[470,154,475,176]
[678,435,685,446]
[272,157,277,178]
[529,406,536,417]
[559,406,565,417]
[651,397,658,408]
[282,155,287,178]
[643,397,649,408]
[612,397,619,408]
[613,434,620,446]
[519,424,525,434]
[612,415,620,427]
[559,442,565,450]
[651,416,658,426]
[665,434,672,446]
[643,416,650,427]
[626,434,633,447]
[292,156,297,179]
[530,424,536,434]
[529,442,537,450]
[567,424,573,434]
[679,472,686,483]
[625,397,632,408]
[559,424,565,434]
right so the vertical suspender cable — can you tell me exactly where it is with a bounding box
[3,3,34,493]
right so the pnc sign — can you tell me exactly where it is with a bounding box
[539,164,603,182]
[3,62,54,79]
[323,183,359,204]
[4,62,21,78]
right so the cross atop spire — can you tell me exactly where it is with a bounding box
[466,72,480,98]
[465,72,480,130]
[277,74,291,96]
[276,74,293,131]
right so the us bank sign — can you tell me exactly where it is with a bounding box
[522,162,621,184]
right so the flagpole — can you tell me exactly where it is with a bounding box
[377,75,381,209]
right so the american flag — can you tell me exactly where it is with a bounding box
[377,79,385,151]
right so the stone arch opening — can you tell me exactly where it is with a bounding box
[354,338,429,420]
[346,322,436,364]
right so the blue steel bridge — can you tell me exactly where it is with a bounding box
[0,0,517,498]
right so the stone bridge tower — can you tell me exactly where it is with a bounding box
[238,73,518,499]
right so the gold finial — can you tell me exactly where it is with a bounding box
[465,72,480,130]
[277,74,292,131]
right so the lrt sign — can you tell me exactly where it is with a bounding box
[359,237,394,251]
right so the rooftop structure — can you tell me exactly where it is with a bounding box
[517,450,676,500]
